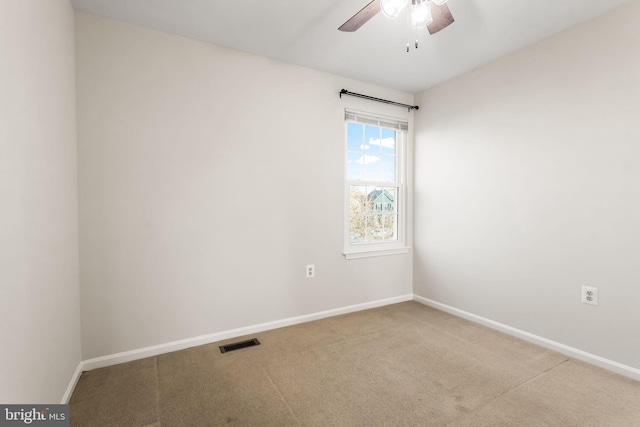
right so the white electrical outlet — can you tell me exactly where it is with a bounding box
[306,264,315,278]
[581,286,598,306]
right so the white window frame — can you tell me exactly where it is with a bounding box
[343,109,410,259]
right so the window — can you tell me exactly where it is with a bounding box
[344,110,409,259]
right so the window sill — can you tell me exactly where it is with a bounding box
[343,246,410,260]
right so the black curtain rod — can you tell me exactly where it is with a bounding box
[339,89,419,112]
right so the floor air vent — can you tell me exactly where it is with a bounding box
[219,338,260,353]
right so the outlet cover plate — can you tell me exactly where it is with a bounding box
[306,264,315,278]
[582,286,598,306]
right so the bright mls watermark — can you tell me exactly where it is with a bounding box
[0,405,68,426]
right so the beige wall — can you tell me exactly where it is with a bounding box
[0,0,81,402]
[75,12,413,360]
[414,2,640,370]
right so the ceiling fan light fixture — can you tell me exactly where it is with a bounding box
[432,0,447,5]
[410,0,433,29]
[380,0,409,20]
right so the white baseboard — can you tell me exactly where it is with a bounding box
[61,361,84,404]
[413,294,640,382]
[82,294,413,372]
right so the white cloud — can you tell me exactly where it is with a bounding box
[360,144,371,150]
[368,137,395,149]
[353,155,380,165]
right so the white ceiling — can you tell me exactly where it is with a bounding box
[70,0,632,94]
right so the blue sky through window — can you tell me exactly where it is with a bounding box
[347,122,396,182]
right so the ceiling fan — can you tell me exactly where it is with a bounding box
[339,0,454,45]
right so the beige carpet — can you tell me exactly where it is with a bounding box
[70,302,640,426]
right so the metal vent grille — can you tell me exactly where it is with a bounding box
[219,338,260,353]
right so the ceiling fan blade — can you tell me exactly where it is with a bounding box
[339,1,381,32]
[427,2,454,35]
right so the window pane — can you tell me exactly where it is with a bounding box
[381,155,396,182]
[349,186,366,243]
[364,153,381,181]
[350,186,367,214]
[347,122,363,151]
[365,125,381,153]
[367,187,395,213]
[350,186,399,244]
[349,216,365,243]
[380,128,396,155]
[366,215,384,242]
[382,214,398,241]
[365,186,379,213]
[383,188,396,213]
[362,214,398,242]
[347,152,364,180]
